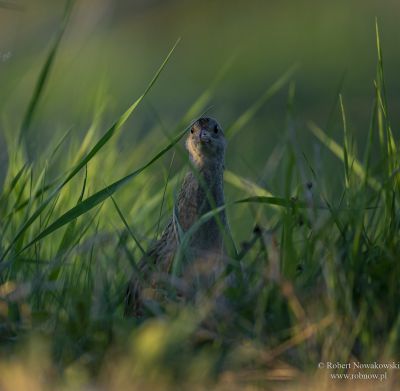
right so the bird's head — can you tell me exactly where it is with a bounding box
[186,117,226,167]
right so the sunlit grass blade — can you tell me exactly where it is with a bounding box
[225,65,298,139]
[224,170,279,211]
[225,170,273,197]
[308,122,380,191]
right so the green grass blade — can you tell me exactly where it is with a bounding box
[224,170,279,212]
[155,152,176,240]
[0,163,28,206]
[339,95,350,189]
[18,0,74,146]
[48,127,73,162]
[235,196,304,208]
[56,166,87,256]
[363,99,377,178]
[375,19,388,112]
[111,196,145,256]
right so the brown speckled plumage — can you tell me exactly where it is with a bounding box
[124,117,227,317]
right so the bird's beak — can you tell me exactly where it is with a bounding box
[199,129,210,143]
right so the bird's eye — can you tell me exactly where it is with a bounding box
[214,125,219,134]
[191,127,194,134]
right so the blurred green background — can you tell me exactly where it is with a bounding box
[0,0,399,237]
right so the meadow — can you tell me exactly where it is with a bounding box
[0,1,399,390]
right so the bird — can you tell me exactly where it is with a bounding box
[124,117,228,317]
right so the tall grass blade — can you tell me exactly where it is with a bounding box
[375,19,388,112]
[18,0,74,147]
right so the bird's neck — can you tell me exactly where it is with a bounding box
[190,157,224,187]
[190,151,224,174]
